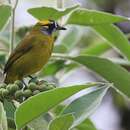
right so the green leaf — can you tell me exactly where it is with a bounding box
[81,41,111,56]
[70,55,130,97]
[62,87,109,127]
[28,5,79,20]
[41,60,65,76]
[74,119,97,130]
[66,8,129,25]
[7,119,16,130]
[49,114,74,130]
[3,100,16,120]
[92,24,130,60]
[15,83,98,129]
[53,53,130,97]
[3,100,16,129]
[28,113,51,130]
[8,128,15,130]
[0,102,8,130]
[52,104,65,116]
[0,5,11,31]
[54,44,68,53]
[0,53,6,67]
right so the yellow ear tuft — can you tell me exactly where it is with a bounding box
[38,20,50,25]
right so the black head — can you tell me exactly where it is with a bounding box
[38,20,66,35]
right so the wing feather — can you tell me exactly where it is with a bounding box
[4,35,35,73]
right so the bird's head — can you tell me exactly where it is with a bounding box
[34,20,66,35]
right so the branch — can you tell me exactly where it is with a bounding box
[10,0,19,53]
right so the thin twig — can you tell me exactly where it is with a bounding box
[14,0,19,9]
[10,0,19,53]
[10,9,15,52]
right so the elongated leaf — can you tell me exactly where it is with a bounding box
[28,114,51,130]
[0,5,11,31]
[70,55,130,97]
[81,42,111,56]
[3,100,16,120]
[53,53,130,97]
[49,114,74,130]
[74,119,97,130]
[28,5,79,20]
[3,100,16,130]
[54,44,68,53]
[92,24,130,60]
[0,102,8,130]
[66,8,129,25]
[52,105,65,116]
[62,87,109,127]
[40,60,65,76]
[15,83,98,129]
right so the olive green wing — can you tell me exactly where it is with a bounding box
[4,35,36,73]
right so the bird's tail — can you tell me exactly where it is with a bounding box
[4,72,20,84]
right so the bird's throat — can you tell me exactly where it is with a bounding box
[40,27,53,35]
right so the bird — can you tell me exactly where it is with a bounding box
[4,20,66,84]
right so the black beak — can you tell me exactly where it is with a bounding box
[56,25,66,30]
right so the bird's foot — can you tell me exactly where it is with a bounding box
[22,80,28,89]
[28,76,56,88]
[28,75,39,84]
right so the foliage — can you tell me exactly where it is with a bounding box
[66,8,129,25]
[48,114,74,130]
[0,5,11,31]
[28,5,79,21]
[15,83,99,129]
[0,102,8,130]
[0,0,130,130]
